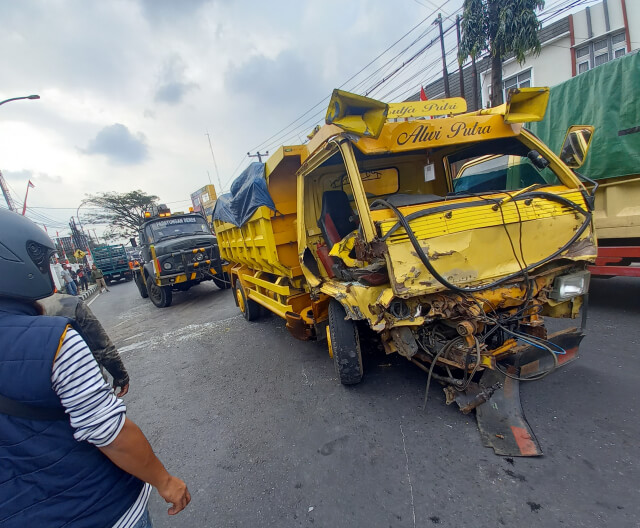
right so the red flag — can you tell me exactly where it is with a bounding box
[420,85,428,101]
[28,180,35,189]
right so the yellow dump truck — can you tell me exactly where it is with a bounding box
[214,88,597,456]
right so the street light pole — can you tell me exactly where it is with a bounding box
[0,94,40,210]
[0,95,40,106]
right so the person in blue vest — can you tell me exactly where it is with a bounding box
[0,208,190,528]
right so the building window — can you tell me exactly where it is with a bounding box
[593,38,609,66]
[612,32,626,58]
[576,45,590,73]
[575,31,626,74]
[503,69,532,100]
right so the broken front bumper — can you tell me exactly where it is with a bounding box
[448,328,585,457]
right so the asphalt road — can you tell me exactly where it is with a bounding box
[89,277,640,528]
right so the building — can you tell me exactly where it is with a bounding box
[190,184,217,224]
[417,0,639,109]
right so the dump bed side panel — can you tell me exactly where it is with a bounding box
[214,146,302,277]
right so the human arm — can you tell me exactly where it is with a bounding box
[74,300,130,395]
[98,418,190,515]
[51,328,189,515]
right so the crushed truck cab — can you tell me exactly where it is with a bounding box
[214,88,597,456]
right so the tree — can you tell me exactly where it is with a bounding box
[83,190,159,240]
[459,0,545,108]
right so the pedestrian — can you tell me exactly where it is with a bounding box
[69,267,79,290]
[0,209,190,528]
[91,263,110,292]
[84,263,92,283]
[39,293,131,396]
[60,265,78,296]
[77,266,89,291]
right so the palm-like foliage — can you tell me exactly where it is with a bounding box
[459,0,545,107]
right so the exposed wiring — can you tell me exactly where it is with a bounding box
[495,335,559,382]
[372,191,592,294]
[421,340,450,410]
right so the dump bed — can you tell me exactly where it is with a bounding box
[213,146,303,278]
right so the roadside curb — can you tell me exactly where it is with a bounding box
[80,285,98,302]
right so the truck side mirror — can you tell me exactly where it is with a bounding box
[560,125,594,169]
[130,237,138,247]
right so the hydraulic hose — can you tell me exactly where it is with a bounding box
[371,191,592,294]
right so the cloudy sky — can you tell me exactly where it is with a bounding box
[0,0,581,238]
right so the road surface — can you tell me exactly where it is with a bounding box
[90,276,640,527]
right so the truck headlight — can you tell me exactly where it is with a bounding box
[195,253,204,262]
[163,261,173,270]
[549,271,590,301]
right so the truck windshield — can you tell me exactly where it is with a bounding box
[451,153,560,194]
[148,217,210,241]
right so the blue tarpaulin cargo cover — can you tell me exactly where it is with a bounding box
[212,162,276,227]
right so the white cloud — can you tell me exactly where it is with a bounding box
[83,124,149,165]
[0,0,472,236]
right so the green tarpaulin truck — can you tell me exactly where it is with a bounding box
[92,244,133,283]
[528,51,640,277]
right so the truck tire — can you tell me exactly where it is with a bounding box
[235,281,260,321]
[328,300,363,385]
[146,276,172,308]
[212,272,232,290]
[134,273,148,298]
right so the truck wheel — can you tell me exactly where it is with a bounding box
[212,272,232,290]
[235,281,260,321]
[146,277,172,308]
[135,274,148,298]
[328,300,363,385]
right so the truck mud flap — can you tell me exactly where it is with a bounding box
[451,328,585,457]
[463,369,542,457]
[285,312,314,341]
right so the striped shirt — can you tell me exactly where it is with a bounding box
[51,328,151,528]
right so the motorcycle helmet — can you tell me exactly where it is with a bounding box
[0,208,56,300]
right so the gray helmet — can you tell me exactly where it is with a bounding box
[0,208,56,300]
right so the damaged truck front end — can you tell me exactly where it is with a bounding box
[215,88,597,456]
[298,89,596,455]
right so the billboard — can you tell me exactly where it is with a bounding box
[190,184,217,223]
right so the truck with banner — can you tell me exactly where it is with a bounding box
[132,205,228,308]
[528,51,640,277]
[212,88,598,456]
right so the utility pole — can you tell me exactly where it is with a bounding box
[435,13,451,98]
[205,131,224,195]
[456,14,466,101]
[247,151,269,163]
